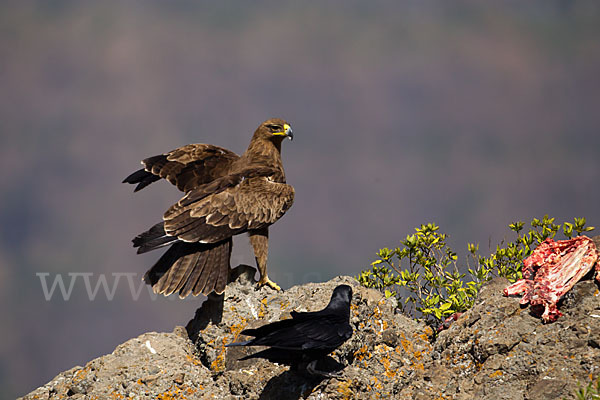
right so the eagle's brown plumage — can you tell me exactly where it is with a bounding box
[123,118,294,297]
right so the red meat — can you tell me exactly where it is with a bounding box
[503,236,599,322]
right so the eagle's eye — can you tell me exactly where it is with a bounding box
[267,124,281,132]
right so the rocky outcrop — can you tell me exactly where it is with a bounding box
[22,266,600,399]
[423,277,600,399]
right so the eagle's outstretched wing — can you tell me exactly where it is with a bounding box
[123,144,239,193]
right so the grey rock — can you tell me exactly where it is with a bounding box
[20,273,600,400]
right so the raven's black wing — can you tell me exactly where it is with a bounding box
[241,313,352,351]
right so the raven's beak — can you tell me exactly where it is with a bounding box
[284,124,293,141]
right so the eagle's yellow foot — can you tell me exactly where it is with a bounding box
[257,276,281,291]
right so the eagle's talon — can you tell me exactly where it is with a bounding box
[257,277,281,291]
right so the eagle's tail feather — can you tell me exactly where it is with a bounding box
[163,250,201,296]
[193,239,230,296]
[179,248,210,298]
[143,239,231,297]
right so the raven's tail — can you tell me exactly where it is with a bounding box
[237,348,298,364]
[225,340,252,348]
[142,238,232,297]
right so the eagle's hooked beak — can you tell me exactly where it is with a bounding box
[284,124,293,141]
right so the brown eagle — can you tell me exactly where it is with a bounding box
[123,118,294,297]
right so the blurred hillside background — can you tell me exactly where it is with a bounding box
[2,0,600,397]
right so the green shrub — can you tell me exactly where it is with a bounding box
[357,223,480,324]
[566,376,600,400]
[357,216,594,327]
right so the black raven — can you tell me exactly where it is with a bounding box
[226,284,353,377]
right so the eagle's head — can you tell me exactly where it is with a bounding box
[256,118,293,142]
